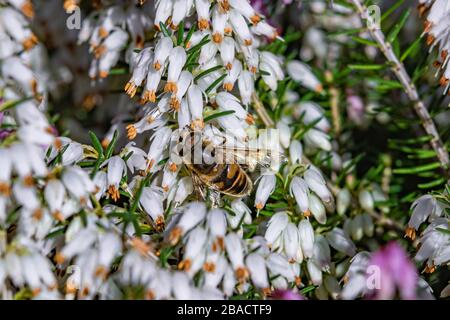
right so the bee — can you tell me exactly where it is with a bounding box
[172,127,283,201]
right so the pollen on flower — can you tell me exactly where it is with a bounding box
[169,162,178,172]
[244,39,253,46]
[315,84,324,93]
[262,288,271,297]
[54,252,65,264]
[0,182,11,196]
[107,185,120,202]
[190,119,204,130]
[423,264,436,274]
[99,71,109,79]
[405,226,416,241]
[63,0,78,12]
[295,276,302,286]
[153,61,161,71]
[31,287,41,297]
[126,124,137,140]
[212,33,223,44]
[198,19,210,31]
[141,90,157,104]
[245,114,254,125]
[303,210,311,218]
[164,82,178,93]
[98,27,109,39]
[235,266,249,283]
[53,210,65,222]
[101,138,110,149]
[146,290,156,300]
[224,26,232,35]
[219,0,230,12]
[250,15,261,25]
[32,208,43,220]
[95,266,108,279]
[24,175,34,187]
[65,281,78,295]
[170,96,181,111]
[21,1,35,19]
[169,226,182,245]
[125,81,138,98]
[22,34,38,51]
[94,45,106,58]
[131,237,152,256]
[155,215,165,232]
[203,262,216,273]
[223,82,234,91]
[178,259,192,271]
[255,202,264,210]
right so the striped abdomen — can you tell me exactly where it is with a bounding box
[189,163,252,197]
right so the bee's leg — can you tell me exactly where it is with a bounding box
[209,190,222,208]
[191,173,207,200]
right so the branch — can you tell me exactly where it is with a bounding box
[349,0,450,180]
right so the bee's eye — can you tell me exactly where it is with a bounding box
[178,135,183,143]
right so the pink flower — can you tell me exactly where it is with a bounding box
[367,242,419,300]
[270,290,306,300]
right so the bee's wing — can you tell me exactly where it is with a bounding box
[214,146,285,169]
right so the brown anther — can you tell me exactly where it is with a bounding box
[131,237,151,256]
[32,288,41,297]
[107,185,120,202]
[315,84,324,93]
[101,139,110,149]
[169,162,178,172]
[203,262,216,273]
[423,264,436,274]
[178,259,192,271]
[295,276,302,286]
[22,34,38,51]
[245,114,254,125]
[53,210,65,222]
[235,267,249,283]
[126,124,137,140]
[32,208,43,220]
[153,61,161,71]
[124,81,138,98]
[212,33,223,44]
[255,202,263,210]
[164,82,178,93]
[169,226,182,245]
[24,175,34,187]
[99,71,109,79]
[303,210,311,218]
[250,15,261,25]
[0,182,11,197]
[155,216,165,232]
[223,82,234,91]
[95,266,108,279]
[244,39,253,46]
[94,45,106,58]
[170,96,181,111]
[54,252,65,264]
[404,226,416,240]
[146,290,156,300]
[198,19,210,30]
[21,1,35,19]
[135,35,145,49]
[98,27,109,38]
[426,34,435,46]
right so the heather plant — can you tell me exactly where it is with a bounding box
[0,0,448,300]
